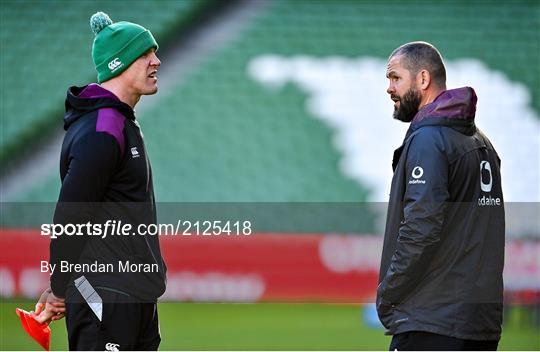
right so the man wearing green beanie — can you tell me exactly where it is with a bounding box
[33,12,166,350]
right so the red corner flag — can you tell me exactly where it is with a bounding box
[15,308,51,351]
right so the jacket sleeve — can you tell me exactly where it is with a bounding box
[378,129,450,305]
[50,131,121,297]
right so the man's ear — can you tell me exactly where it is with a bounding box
[417,69,431,90]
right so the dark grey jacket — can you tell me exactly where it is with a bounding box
[377,87,505,341]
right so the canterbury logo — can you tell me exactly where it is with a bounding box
[130,147,140,158]
[480,160,493,192]
[105,342,120,351]
[108,58,123,71]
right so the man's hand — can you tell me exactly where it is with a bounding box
[31,287,65,324]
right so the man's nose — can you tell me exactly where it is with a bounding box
[151,53,161,67]
[387,83,394,95]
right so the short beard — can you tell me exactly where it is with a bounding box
[393,87,422,123]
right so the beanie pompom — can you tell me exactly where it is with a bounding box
[90,12,113,35]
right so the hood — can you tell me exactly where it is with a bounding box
[64,83,135,130]
[409,87,478,136]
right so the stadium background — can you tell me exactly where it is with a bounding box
[1,0,539,350]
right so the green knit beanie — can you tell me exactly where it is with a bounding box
[90,12,158,83]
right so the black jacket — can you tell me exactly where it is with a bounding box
[50,84,166,301]
[377,87,505,341]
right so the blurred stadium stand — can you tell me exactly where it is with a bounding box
[0,0,215,165]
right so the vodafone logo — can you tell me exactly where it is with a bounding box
[478,160,501,206]
[412,166,423,179]
[408,166,425,184]
[480,161,493,192]
[108,58,123,72]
